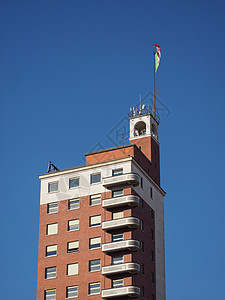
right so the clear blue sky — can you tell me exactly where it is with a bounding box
[0,1,224,299]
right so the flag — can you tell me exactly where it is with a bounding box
[154,43,161,73]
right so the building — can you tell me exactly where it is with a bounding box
[37,107,166,300]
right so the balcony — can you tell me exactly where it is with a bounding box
[102,195,139,210]
[102,286,140,298]
[103,173,140,189]
[102,262,140,276]
[102,239,140,254]
[102,217,139,232]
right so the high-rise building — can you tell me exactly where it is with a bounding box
[37,107,166,300]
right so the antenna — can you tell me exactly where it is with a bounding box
[140,94,142,111]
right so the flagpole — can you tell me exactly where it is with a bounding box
[153,51,156,117]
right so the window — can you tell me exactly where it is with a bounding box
[67,286,78,298]
[150,209,154,219]
[112,168,123,176]
[89,259,101,272]
[47,223,58,236]
[48,182,58,193]
[141,286,145,298]
[141,219,144,231]
[89,282,101,295]
[112,190,123,198]
[152,295,155,300]
[46,245,57,257]
[151,229,154,240]
[67,263,78,276]
[90,194,101,206]
[151,250,154,262]
[45,266,56,279]
[89,237,101,249]
[90,215,101,227]
[112,256,123,265]
[150,187,153,199]
[90,173,101,184]
[112,211,124,219]
[141,199,144,209]
[68,198,80,210]
[141,177,143,188]
[44,289,56,300]
[112,234,123,242]
[112,279,123,288]
[69,177,79,189]
[67,241,79,253]
[151,272,155,284]
[47,202,58,214]
[141,241,144,253]
[68,219,79,231]
[141,263,144,275]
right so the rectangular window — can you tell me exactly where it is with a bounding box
[112,211,124,220]
[68,219,79,231]
[90,194,101,206]
[112,190,123,198]
[90,173,101,184]
[141,199,144,209]
[67,241,79,253]
[141,219,144,231]
[112,279,124,288]
[47,202,58,214]
[89,282,101,295]
[151,250,154,262]
[48,182,58,193]
[141,241,144,253]
[151,272,155,284]
[141,263,144,275]
[150,209,154,219]
[112,256,123,265]
[69,177,79,189]
[67,263,78,276]
[150,187,153,199]
[90,215,101,227]
[67,286,78,298]
[141,286,145,298]
[151,229,154,240]
[112,234,123,242]
[46,245,57,257]
[141,177,143,188]
[45,266,56,279]
[47,223,58,236]
[89,259,101,272]
[112,168,123,176]
[68,198,80,210]
[44,289,56,300]
[89,237,101,249]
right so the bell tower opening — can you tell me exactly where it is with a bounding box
[134,121,146,136]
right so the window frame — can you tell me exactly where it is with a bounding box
[46,223,58,236]
[112,189,123,198]
[44,289,56,300]
[69,177,80,189]
[89,215,101,228]
[68,198,80,210]
[90,173,101,184]
[67,241,79,253]
[45,266,57,279]
[112,255,124,265]
[47,202,58,214]
[48,181,59,193]
[112,168,123,176]
[68,219,79,232]
[112,233,123,242]
[90,194,101,206]
[46,244,57,257]
[88,282,101,295]
[67,263,79,276]
[89,259,101,272]
[89,237,101,250]
[66,285,78,298]
[112,279,124,288]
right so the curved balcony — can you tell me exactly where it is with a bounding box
[102,239,140,254]
[102,195,139,210]
[103,173,140,189]
[102,262,140,277]
[102,286,140,299]
[102,217,139,232]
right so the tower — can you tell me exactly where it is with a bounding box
[37,106,166,300]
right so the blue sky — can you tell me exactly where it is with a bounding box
[0,1,225,299]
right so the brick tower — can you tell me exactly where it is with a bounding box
[37,106,166,300]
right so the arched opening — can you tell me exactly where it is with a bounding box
[134,121,146,136]
[151,123,157,138]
